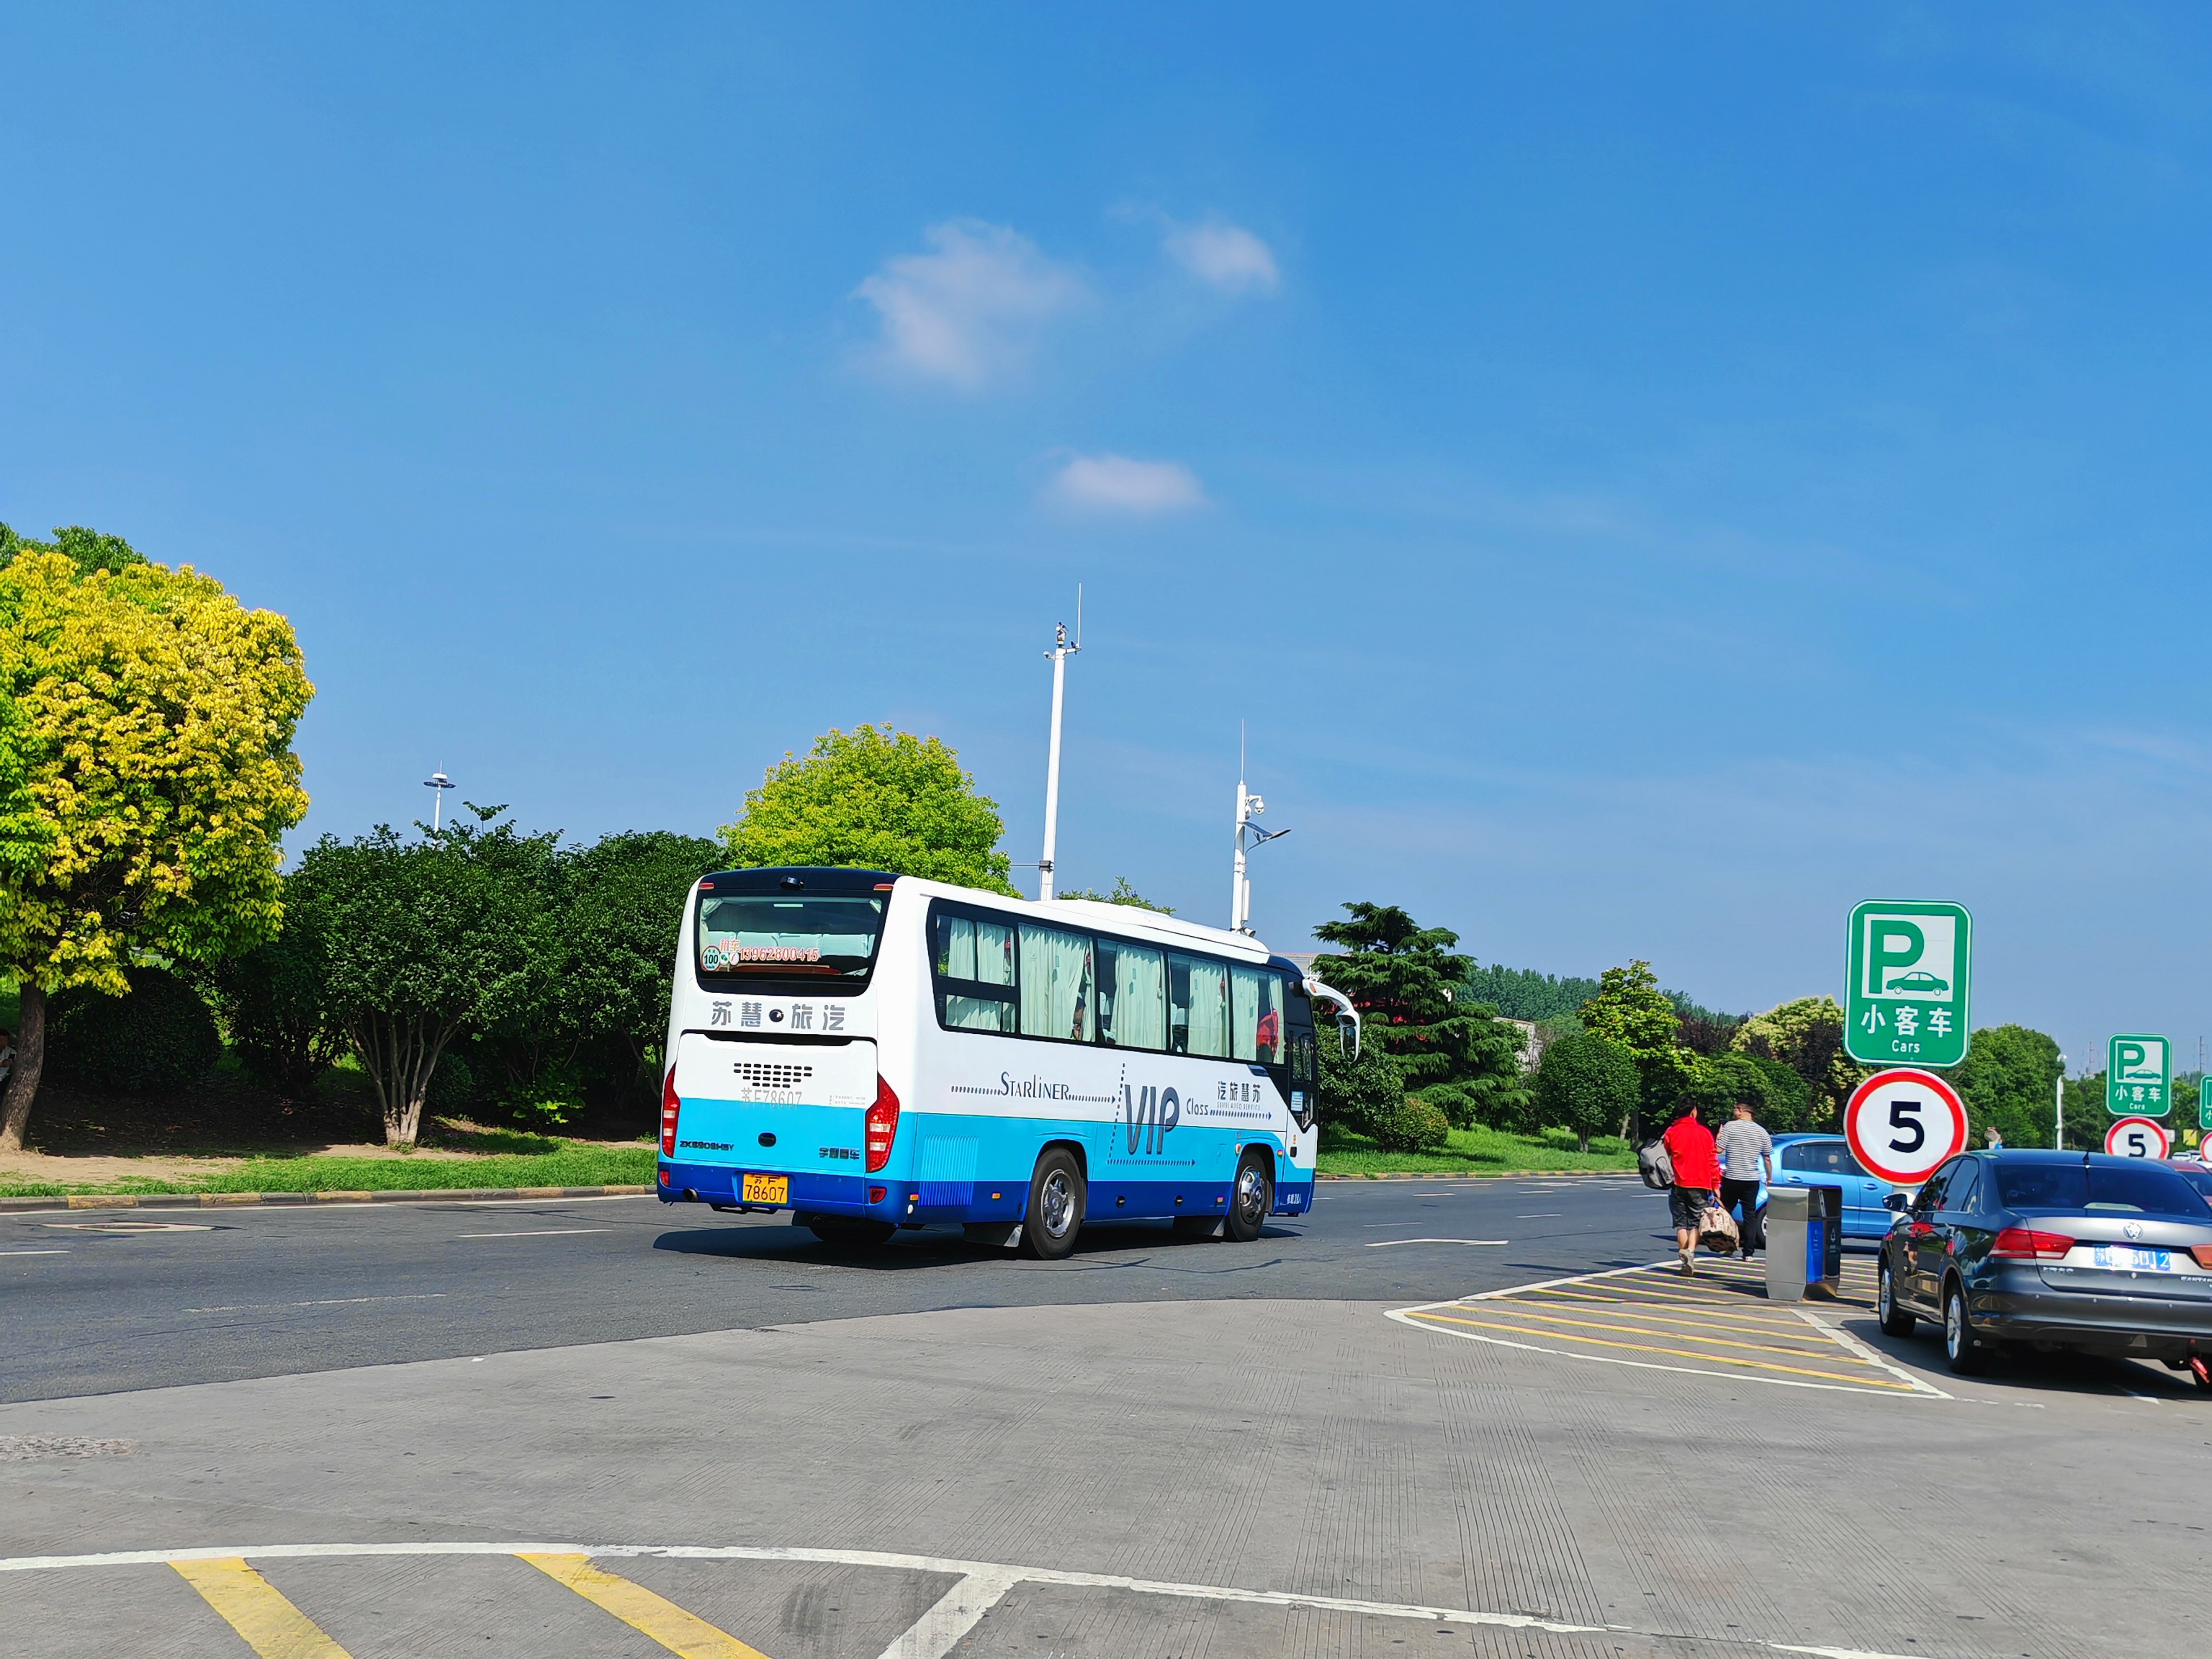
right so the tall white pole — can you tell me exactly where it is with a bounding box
[2055,1055,2067,1150]
[1230,779,1249,931]
[1038,609,1079,901]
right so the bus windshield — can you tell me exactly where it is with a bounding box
[697,893,885,979]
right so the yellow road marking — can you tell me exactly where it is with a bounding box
[521,1552,774,1658]
[171,1558,353,1658]
[1462,1303,1853,1357]
[1514,1286,1822,1328]
[1406,1310,1916,1388]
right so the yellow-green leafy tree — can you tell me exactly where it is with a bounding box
[0,533,313,1151]
[719,724,1017,894]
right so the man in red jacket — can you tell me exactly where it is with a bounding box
[1660,1100,1722,1276]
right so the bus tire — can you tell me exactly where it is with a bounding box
[1020,1147,1086,1260]
[803,1215,895,1247]
[1226,1151,1272,1242]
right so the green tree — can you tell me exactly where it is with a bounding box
[1578,961,1694,1127]
[192,874,346,1100]
[562,830,721,1100]
[293,824,526,1146]
[1316,1022,1406,1140]
[2060,1072,2107,1151]
[1459,964,1602,1022]
[1312,902,1530,1125]
[0,522,148,579]
[1949,1024,2061,1149]
[1058,876,1172,913]
[1730,996,1863,1129]
[0,546,313,1151]
[1532,1031,1640,1152]
[719,724,1015,893]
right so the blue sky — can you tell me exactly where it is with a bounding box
[5,5,2211,1069]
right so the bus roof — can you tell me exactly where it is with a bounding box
[895,877,1277,964]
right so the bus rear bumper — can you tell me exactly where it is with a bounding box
[656,1159,894,1216]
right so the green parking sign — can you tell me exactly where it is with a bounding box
[2106,1034,2170,1117]
[1844,899,1972,1068]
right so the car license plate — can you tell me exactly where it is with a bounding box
[741,1174,788,1205]
[2091,1244,2172,1272]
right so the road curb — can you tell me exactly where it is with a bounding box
[1315,1169,1638,1181]
[0,1184,654,1213]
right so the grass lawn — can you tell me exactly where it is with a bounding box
[1317,1123,1636,1177]
[0,1138,656,1199]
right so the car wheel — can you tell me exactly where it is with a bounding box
[1225,1151,1272,1242]
[1943,1280,1990,1376]
[1877,1256,1915,1337]
[1020,1147,1086,1261]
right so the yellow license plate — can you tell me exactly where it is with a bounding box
[742,1174,788,1205]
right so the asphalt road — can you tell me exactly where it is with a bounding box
[0,1175,1665,1401]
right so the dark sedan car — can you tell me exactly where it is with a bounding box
[1876,1149,2212,1383]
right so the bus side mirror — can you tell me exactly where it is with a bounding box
[1338,1015,1359,1061]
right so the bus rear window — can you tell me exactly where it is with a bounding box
[697,893,885,979]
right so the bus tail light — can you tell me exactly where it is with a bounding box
[1990,1227,2074,1262]
[660,1067,680,1158]
[865,1077,901,1172]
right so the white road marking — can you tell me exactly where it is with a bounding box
[1791,1308,1951,1400]
[0,1540,1942,1659]
[42,1222,213,1233]
[457,1228,611,1239]
[1364,1238,1508,1248]
[1516,1213,1563,1218]
[0,1249,68,1256]
[184,1294,451,1313]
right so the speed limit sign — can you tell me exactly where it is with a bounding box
[1845,1068,1969,1185]
[2105,1116,2173,1159]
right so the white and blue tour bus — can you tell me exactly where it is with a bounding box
[656,866,1357,1258]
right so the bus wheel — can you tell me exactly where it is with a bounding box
[1021,1148,1086,1260]
[1226,1152,1272,1242]
[803,1215,895,1247]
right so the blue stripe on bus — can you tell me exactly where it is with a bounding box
[659,1100,1310,1220]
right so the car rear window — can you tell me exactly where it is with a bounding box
[1780,1141,1871,1178]
[1993,1161,2212,1220]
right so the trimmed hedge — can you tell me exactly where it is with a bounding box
[48,966,222,1094]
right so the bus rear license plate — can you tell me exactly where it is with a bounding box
[742,1174,788,1205]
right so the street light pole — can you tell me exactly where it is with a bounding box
[423,770,454,832]
[1037,594,1081,902]
[2055,1053,2067,1150]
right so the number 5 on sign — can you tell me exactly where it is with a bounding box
[1845,1068,1969,1185]
[2105,1116,2173,1160]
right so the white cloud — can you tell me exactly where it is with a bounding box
[854,220,1084,387]
[1164,220,1280,294]
[1044,453,1207,514]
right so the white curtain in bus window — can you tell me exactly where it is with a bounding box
[1097,940,1166,1050]
[1020,924,1095,1042]
[1171,954,1229,1057]
[1230,966,1267,1061]
[935,913,1016,1032]
[1256,973,1287,1063]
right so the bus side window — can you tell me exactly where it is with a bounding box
[1291,1030,1317,1092]
[1232,965,1286,1063]
[1170,955,1228,1058]
[933,909,1017,1033]
[1098,940,1166,1051]
[1019,923,1094,1043]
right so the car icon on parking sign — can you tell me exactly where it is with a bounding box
[1885,969,1948,993]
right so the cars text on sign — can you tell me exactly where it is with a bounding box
[2105,1034,2170,1118]
[1844,900,1972,1069]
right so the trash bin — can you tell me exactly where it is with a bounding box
[1763,1185,1843,1302]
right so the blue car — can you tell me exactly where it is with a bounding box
[1764,1133,1894,1241]
[1662,1132,1894,1246]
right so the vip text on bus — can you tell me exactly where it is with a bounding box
[655,866,1346,1258]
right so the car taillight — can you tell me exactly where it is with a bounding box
[660,1066,680,1158]
[2193,1245,2212,1269]
[1991,1226,2074,1261]
[865,1076,901,1173]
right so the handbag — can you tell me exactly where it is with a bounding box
[1697,1201,1741,1255]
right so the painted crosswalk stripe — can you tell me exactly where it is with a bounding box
[171,1557,353,1658]
[521,1552,773,1658]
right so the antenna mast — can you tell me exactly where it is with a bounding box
[1038,587,1082,901]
